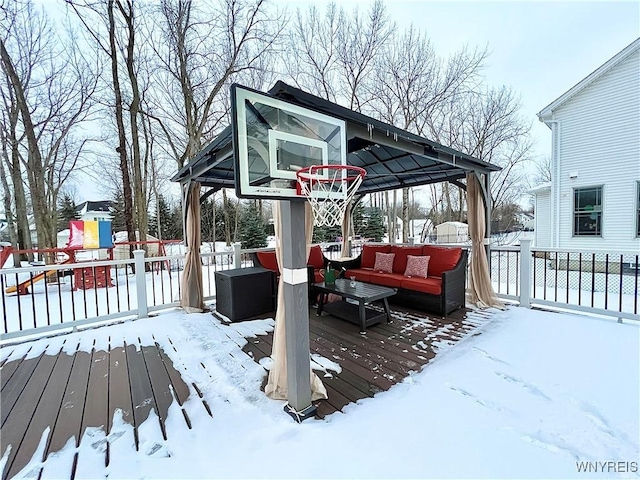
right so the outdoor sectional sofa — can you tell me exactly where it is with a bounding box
[340,244,468,316]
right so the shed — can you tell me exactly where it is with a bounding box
[435,221,469,244]
[112,231,161,262]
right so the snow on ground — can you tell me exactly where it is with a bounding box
[2,306,638,479]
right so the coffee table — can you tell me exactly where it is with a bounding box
[314,278,397,332]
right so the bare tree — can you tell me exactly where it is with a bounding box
[150,0,284,169]
[0,65,32,261]
[287,1,393,111]
[67,0,161,250]
[1,0,99,252]
[531,155,552,186]
[462,87,533,212]
[371,28,487,240]
[285,3,340,101]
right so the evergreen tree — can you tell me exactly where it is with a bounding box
[363,207,385,241]
[312,225,341,243]
[216,194,240,243]
[238,204,267,249]
[57,194,79,231]
[167,202,184,240]
[200,197,217,242]
[353,202,365,237]
[110,191,127,233]
[149,195,173,239]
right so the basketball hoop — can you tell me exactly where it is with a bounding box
[296,165,366,227]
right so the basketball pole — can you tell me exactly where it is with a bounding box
[280,199,316,421]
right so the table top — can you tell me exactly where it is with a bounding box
[314,278,396,302]
[214,266,271,277]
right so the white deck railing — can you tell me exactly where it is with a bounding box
[1,241,637,343]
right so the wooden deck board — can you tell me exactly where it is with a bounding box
[5,346,76,479]
[81,346,110,442]
[107,345,133,433]
[1,354,45,426]
[310,320,419,377]
[46,350,92,455]
[0,349,60,480]
[141,344,176,438]
[125,342,159,450]
[156,343,190,406]
[0,356,21,389]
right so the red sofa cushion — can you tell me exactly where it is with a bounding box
[401,277,442,295]
[422,245,462,277]
[368,272,404,288]
[308,245,325,269]
[256,251,279,273]
[313,270,325,283]
[390,245,423,273]
[361,244,391,269]
[345,268,372,283]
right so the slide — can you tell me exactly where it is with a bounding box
[5,258,74,295]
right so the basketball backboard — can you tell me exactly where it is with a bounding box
[231,84,347,200]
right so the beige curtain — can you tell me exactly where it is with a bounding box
[180,182,205,313]
[467,173,504,309]
[265,201,328,401]
[340,202,352,258]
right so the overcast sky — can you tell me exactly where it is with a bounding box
[289,0,639,160]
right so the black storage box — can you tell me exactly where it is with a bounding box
[214,267,274,321]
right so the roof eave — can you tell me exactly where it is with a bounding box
[537,38,640,123]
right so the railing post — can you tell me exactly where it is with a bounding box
[134,250,148,319]
[233,242,242,269]
[519,239,532,308]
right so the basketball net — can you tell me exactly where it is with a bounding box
[296,165,366,227]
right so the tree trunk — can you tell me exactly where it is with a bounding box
[0,152,21,266]
[444,182,452,221]
[384,191,391,243]
[119,0,148,252]
[402,187,409,243]
[108,0,136,256]
[222,189,231,246]
[0,39,53,251]
[391,189,398,244]
[3,99,32,261]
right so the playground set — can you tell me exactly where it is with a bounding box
[1,220,180,295]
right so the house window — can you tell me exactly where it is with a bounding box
[637,182,640,237]
[573,186,602,236]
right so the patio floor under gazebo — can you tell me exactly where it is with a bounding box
[0,304,494,479]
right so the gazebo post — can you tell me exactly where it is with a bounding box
[483,172,492,270]
[280,200,316,422]
[181,182,190,247]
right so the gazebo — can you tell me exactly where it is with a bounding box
[171,81,502,420]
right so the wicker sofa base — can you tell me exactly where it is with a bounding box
[388,286,464,316]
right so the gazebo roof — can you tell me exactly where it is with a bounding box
[171,81,500,194]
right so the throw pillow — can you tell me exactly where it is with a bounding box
[373,252,395,273]
[404,255,430,278]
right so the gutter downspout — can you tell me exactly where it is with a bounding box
[539,116,560,248]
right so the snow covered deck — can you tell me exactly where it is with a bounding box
[0,305,490,479]
[0,333,211,479]
[244,305,493,418]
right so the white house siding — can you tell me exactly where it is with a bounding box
[552,49,640,252]
[534,189,551,247]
